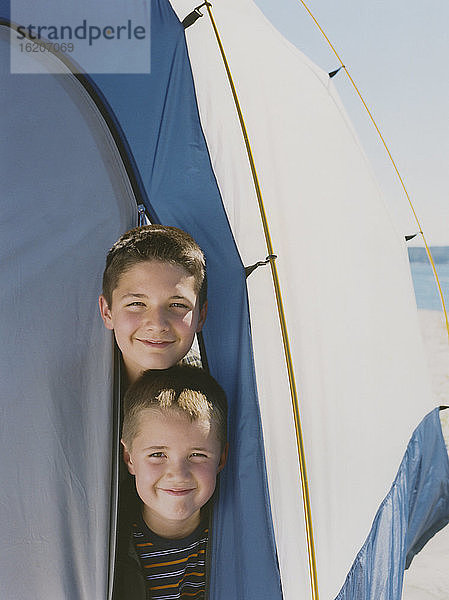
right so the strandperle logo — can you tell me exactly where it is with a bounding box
[15,19,147,46]
[10,2,151,74]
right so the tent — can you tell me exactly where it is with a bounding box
[1,1,448,598]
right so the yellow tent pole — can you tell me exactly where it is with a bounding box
[204,5,320,599]
[296,0,449,346]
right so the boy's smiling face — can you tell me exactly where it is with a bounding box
[99,260,207,382]
[123,408,226,539]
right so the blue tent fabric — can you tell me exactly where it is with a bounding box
[335,408,449,600]
[89,4,283,597]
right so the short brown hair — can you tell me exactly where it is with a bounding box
[102,225,207,307]
[122,365,227,450]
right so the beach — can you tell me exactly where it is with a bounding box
[402,310,449,600]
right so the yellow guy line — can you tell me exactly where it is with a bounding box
[204,5,320,600]
[297,0,449,345]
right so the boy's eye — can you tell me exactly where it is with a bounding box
[148,452,165,458]
[190,452,208,459]
[127,301,145,307]
[170,302,189,310]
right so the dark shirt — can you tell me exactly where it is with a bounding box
[133,511,208,599]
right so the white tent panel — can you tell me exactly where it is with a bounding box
[169,2,433,598]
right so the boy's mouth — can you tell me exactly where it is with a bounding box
[161,488,194,496]
[137,339,174,348]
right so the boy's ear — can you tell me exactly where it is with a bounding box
[217,442,228,473]
[121,439,136,475]
[99,295,114,330]
[196,300,208,333]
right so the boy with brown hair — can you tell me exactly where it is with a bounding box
[99,225,208,382]
[114,365,228,599]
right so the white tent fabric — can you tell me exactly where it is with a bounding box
[0,27,136,599]
[169,2,434,598]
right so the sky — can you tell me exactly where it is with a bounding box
[255,0,449,246]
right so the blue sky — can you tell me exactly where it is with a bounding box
[255,0,449,245]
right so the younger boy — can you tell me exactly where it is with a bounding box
[99,225,208,383]
[114,365,228,600]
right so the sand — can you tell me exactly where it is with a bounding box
[402,310,449,600]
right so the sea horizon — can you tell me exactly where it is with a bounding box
[408,246,449,311]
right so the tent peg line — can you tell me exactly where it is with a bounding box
[202,4,320,599]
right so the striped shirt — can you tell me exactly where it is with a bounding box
[132,513,208,600]
[180,348,203,368]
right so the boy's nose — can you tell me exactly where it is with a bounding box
[166,460,190,481]
[142,307,169,331]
